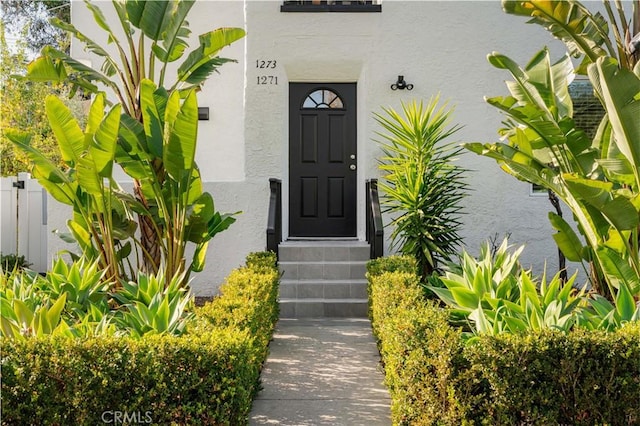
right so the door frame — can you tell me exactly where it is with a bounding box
[287,82,358,238]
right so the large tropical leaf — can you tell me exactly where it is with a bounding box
[588,57,640,183]
[596,246,640,293]
[502,0,612,72]
[45,96,86,165]
[164,89,198,181]
[548,212,585,262]
[176,27,246,88]
[139,80,165,158]
[90,104,122,178]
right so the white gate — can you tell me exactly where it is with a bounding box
[0,172,48,272]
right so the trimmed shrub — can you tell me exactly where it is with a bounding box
[368,263,640,425]
[464,324,640,425]
[1,252,280,425]
[1,330,256,425]
[366,255,417,277]
[369,272,475,425]
[245,250,278,270]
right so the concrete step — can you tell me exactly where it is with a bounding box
[279,279,367,300]
[278,260,367,280]
[279,298,369,318]
[279,241,370,262]
[276,241,371,318]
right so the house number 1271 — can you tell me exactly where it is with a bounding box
[257,76,278,85]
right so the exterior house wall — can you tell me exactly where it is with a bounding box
[52,0,580,295]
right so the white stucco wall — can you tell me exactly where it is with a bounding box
[48,0,587,294]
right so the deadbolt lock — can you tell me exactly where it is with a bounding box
[350,164,356,170]
[350,154,356,160]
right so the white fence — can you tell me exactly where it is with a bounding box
[0,173,48,272]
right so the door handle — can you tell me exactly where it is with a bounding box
[350,164,356,170]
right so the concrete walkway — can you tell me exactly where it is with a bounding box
[249,318,391,425]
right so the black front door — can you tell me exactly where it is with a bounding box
[289,83,357,237]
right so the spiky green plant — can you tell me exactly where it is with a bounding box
[374,98,468,280]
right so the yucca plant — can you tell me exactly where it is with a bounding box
[374,98,468,281]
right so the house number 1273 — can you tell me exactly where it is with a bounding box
[256,60,277,69]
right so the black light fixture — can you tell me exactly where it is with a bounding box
[198,107,210,120]
[391,75,413,91]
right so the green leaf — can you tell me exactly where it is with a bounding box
[47,294,67,328]
[426,286,458,309]
[46,95,86,165]
[548,212,585,261]
[163,89,197,180]
[469,305,493,334]
[176,27,245,87]
[76,155,102,196]
[588,57,640,182]
[68,220,93,253]
[596,246,640,293]
[24,55,67,82]
[154,299,170,333]
[190,241,209,273]
[615,280,636,321]
[90,104,122,177]
[451,287,480,310]
[85,92,106,137]
[139,79,164,158]
[600,196,639,231]
[502,0,609,66]
[13,300,34,328]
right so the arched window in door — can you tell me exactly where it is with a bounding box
[302,89,344,109]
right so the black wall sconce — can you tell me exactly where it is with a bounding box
[198,107,209,120]
[391,75,413,91]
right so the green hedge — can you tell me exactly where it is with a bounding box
[368,260,640,425]
[1,252,280,425]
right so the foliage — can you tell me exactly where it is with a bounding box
[0,251,280,425]
[367,262,640,425]
[466,0,640,301]
[0,256,196,339]
[116,78,238,283]
[195,254,280,362]
[428,239,639,336]
[375,98,468,281]
[0,253,31,272]
[427,239,586,337]
[502,0,639,74]
[1,330,258,425]
[369,271,471,425]
[366,255,417,277]
[464,325,640,425]
[13,0,245,285]
[7,93,135,284]
[0,22,81,176]
[113,271,194,337]
[245,250,278,270]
